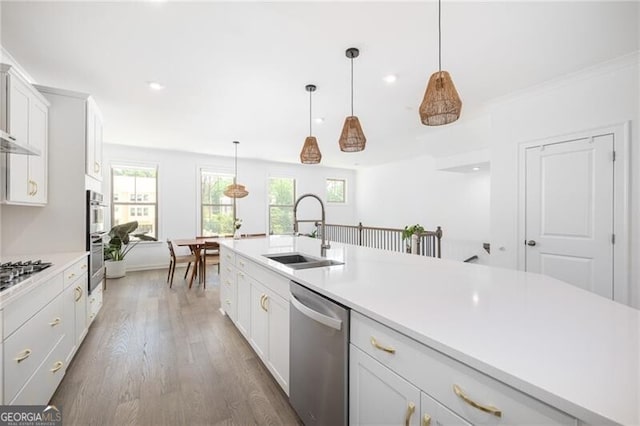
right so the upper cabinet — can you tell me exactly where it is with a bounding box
[85,97,103,181]
[0,64,50,205]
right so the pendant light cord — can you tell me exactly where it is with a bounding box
[438,0,442,72]
[234,142,238,184]
[350,56,354,116]
[309,89,313,136]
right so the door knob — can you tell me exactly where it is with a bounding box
[527,240,537,246]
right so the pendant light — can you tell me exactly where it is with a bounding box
[419,0,462,126]
[224,141,249,199]
[300,84,322,164]
[339,47,366,152]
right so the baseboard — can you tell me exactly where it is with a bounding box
[125,263,174,272]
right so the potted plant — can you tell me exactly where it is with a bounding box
[104,221,156,278]
[402,224,425,253]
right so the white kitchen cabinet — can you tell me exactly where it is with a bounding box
[1,64,49,205]
[350,344,421,426]
[221,249,290,394]
[350,312,577,426]
[422,392,471,426]
[87,284,103,326]
[85,97,103,181]
[61,257,88,365]
[249,280,268,359]
[235,267,251,337]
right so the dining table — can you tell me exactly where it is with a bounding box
[173,237,226,288]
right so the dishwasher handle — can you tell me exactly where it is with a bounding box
[290,292,342,331]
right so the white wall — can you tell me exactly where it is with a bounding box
[489,53,640,308]
[356,156,491,264]
[103,143,357,270]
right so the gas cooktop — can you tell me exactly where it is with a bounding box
[0,260,52,292]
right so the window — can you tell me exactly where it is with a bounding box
[111,165,158,238]
[201,171,234,236]
[326,178,346,203]
[269,177,295,235]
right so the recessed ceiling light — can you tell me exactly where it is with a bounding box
[147,81,165,91]
[314,118,325,124]
[383,74,397,84]
[472,167,480,171]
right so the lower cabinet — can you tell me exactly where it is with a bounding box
[350,311,577,426]
[62,276,88,365]
[87,284,103,325]
[221,251,290,395]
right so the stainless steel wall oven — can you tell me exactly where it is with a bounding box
[87,190,106,293]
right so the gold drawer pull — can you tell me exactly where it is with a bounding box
[238,272,245,278]
[453,384,502,418]
[81,264,87,269]
[49,317,62,326]
[90,297,95,304]
[404,402,415,426]
[370,336,396,354]
[50,361,64,373]
[226,280,232,286]
[68,273,76,280]
[422,414,431,426]
[226,267,232,272]
[94,161,100,173]
[75,286,83,302]
[260,294,268,312]
[90,313,95,320]
[225,299,230,306]
[15,349,32,363]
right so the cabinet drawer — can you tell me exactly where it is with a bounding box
[4,273,63,338]
[63,257,88,289]
[10,334,67,405]
[351,312,576,426]
[236,255,289,300]
[4,294,64,403]
[220,246,235,265]
[87,285,103,324]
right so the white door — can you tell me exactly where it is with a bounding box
[524,134,614,298]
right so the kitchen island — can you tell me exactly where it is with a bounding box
[219,236,639,426]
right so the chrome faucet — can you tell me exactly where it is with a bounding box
[293,193,331,257]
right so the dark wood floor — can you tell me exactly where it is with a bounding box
[51,268,301,426]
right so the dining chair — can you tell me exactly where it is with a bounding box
[167,239,197,288]
[199,241,220,289]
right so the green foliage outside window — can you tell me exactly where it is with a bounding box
[326,178,346,203]
[201,172,234,236]
[269,177,295,235]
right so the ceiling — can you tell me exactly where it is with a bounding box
[1,1,638,168]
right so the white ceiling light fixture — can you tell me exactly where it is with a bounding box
[147,81,165,91]
[419,0,462,126]
[383,74,397,84]
[472,167,480,171]
[314,117,325,124]
[224,141,249,199]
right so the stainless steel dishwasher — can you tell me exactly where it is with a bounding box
[289,281,350,426]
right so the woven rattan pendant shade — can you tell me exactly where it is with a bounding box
[300,136,322,164]
[419,0,462,126]
[224,141,249,199]
[300,84,322,164]
[339,116,366,152]
[339,47,366,152]
[419,71,462,126]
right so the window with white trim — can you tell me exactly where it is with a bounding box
[268,177,296,235]
[326,178,346,203]
[201,171,234,236]
[111,165,158,238]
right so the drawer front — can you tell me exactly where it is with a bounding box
[351,312,576,426]
[4,273,64,338]
[422,391,471,426]
[88,285,103,324]
[63,257,88,289]
[236,255,289,300]
[4,294,65,403]
[10,334,67,405]
[220,246,235,266]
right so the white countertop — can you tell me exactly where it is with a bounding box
[221,236,639,426]
[0,252,88,309]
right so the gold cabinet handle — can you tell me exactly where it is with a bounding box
[15,349,32,363]
[226,266,232,273]
[422,414,431,426]
[90,313,95,320]
[74,286,83,302]
[50,361,64,373]
[238,271,245,278]
[94,161,100,173]
[90,297,95,304]
[34,181,38,195]
[81,263,87,269]
[239,260,245,267]
[404,402,416,426]
[225,279,232,286]
[370,336,396,354]
[28,180,35,196]
[260,294,268,312]
[49,317,62,326]
[225,299,230,306]
[453,384,502,418]
[259,294,265,310]
[68,272,76,280]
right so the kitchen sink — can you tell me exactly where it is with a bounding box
[263,252,344,269]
